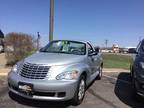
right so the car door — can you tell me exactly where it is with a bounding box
[94,46,102,70]
[87,43,99,76]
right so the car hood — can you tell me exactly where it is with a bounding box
[24,52,86,66]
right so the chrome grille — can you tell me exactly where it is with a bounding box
[20,63,50,79]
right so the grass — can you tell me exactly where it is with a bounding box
[102,53,132,69]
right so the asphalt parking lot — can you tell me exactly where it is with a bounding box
[0,71,144,108]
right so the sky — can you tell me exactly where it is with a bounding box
[0,0,144,47]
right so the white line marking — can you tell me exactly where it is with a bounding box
[103,74,131,85]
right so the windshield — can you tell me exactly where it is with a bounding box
[40,40,86,55]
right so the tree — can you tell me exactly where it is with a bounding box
[5,32,36,65]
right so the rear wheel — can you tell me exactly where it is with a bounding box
[72,75,86,105]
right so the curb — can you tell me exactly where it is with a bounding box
[103,68,129,73]
[0,68,11,76]
[103,70,130,73]
[0,73,8,76]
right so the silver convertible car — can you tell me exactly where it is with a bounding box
[8,40,103,105]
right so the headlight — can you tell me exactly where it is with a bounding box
[11,60,24,73]
[11,64,18,73]
[56,70,78,80]
[140,62,144,69]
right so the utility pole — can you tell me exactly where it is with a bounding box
[37,32,40,50]
[105,39,108,48]
[49,0,54,42]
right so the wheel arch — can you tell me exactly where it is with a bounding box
[81,71,87,81]
[101,62,103,68]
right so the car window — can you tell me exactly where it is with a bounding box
[87,43,94,54]
[136,41,141,53]
[140,41,144,53]
[40,40,86,55]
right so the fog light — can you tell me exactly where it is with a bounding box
[58,92,66,97]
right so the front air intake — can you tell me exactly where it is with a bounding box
[20,62,50,79]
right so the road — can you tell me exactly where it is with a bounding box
[0,72,144,108]
[0,53,7,67]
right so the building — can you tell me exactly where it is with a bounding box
[112,44,119,53]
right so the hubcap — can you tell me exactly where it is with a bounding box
[99,67,102,77]
[78,79,85,100]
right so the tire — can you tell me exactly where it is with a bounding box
[132,75,137,95]
[97,66,103,80]
[131,75,141,101]
[72,75,86,105]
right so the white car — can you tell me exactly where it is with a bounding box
[8,40,103,105]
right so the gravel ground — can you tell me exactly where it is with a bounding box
[0,71,144,108]
[1,53,144,108]
[0,53,7,67]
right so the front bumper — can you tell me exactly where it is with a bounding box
[8,72,78,101]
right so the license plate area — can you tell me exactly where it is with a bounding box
[18,82,33,96]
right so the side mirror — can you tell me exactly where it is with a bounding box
[39,47,44,52]
[88,52,97,56]
[95,47,100,53]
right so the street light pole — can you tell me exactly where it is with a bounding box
[49,0,54,42]
[105,39,108,48]
[37,32,40,50]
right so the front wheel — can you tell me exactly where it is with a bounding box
[97,66,103,80]
[131,75,141,101]
[72,75,86,105]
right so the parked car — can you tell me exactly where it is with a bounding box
[0,40,4,53]
[128,48,136,54]
[130,39,144,98]
[0,45,3,52]
[8,40,103,105]
[119,48,128,53]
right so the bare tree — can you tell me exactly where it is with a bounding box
[5,32,36,65]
